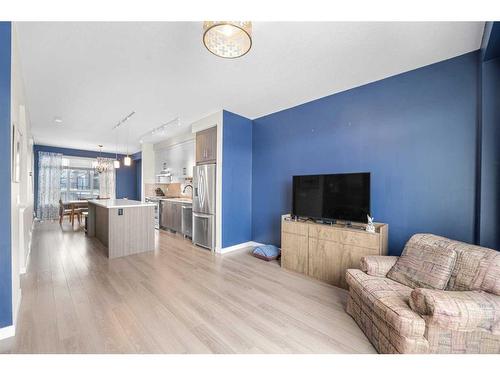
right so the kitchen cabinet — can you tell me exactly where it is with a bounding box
[160,200,174,230]
[196,126,217,164]
[173,203,182,233]
[160,199,191,234]
[154,139,196,181]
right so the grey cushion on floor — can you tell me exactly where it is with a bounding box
[253,245,280,261]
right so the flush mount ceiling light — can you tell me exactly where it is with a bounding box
[203,21,252,58]
[54,117,63,124]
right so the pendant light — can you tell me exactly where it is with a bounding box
[203,21,252,58]
[111,111,135,168]
[124,117,131,166]
[114,125,120,169]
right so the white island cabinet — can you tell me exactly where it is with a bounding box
[87,199,155,259]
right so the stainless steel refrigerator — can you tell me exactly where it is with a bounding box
[192,164,216,250]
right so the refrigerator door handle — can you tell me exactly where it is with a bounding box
[192,212,212,219]
[199,170,206,210]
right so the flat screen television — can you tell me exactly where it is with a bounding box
[292,172,370,223]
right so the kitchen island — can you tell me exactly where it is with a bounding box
[87,199,155,259]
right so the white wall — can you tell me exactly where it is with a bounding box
[141,143,155,201]
[10,24,34,328]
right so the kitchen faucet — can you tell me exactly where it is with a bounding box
[182,184,193,194]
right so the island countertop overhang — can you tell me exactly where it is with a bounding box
[88,199,156,209]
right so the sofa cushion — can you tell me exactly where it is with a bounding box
[345,269,426,338]
[410,288,500,334]
[441,239,499,293]
[425,324,500,354]
[347,290,430,353]
[387,234,457,290]
[360,255,399,277]
[466,250,500,296]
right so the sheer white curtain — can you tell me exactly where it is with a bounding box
[37,151,63,220]
[98,159,116,199]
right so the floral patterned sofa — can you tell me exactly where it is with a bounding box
[346,233,500,354]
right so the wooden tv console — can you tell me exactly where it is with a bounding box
[281,215,388,289]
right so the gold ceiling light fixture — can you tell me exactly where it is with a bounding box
[203,21,252,59]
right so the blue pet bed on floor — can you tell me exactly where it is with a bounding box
[252,244,281,261]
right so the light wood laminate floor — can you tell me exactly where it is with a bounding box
[1,221,376,354]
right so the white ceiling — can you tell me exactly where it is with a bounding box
[15,22,484,154]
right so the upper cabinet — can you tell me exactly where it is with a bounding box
[153,137,196,181]
[196,126,217,164]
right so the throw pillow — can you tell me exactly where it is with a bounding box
[387,234,457,290]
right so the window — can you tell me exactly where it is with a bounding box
[60,157,100,201]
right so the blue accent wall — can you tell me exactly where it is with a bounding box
[131,151,142,161]
[135,159,142,200]
[116,158,138,199]
[33,145,140,214]
[252,52,479,255]
[480,58,500,250]
[222,110,253,248]
[483,22,500,61]
[132,151,142,199]
[0,22,12,328]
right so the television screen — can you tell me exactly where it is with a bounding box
[292,173,370,223]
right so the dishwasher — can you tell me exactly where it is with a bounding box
[181,205,192,238]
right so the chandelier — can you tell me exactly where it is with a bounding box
[92,145,113,174]
[203,21,252,58]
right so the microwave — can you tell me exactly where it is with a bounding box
[157,174,171,183]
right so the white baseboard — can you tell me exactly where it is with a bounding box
[20,220,34,275]
[14,289,22,326]
[0,325,15,341]
[217,241,264,254]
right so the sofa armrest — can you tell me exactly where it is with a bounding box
[360,256,399,277]
[410,288,500,334]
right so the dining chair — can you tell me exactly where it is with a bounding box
[59,199,73,225]
[72,201,89,227]
[72,207,84,226]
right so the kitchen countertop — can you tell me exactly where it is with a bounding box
[158,198,192,204]
[88,199,156,209]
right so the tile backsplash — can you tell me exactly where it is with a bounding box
[144,182,192,199]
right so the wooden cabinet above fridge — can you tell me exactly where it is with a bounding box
[195,126,217,164]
